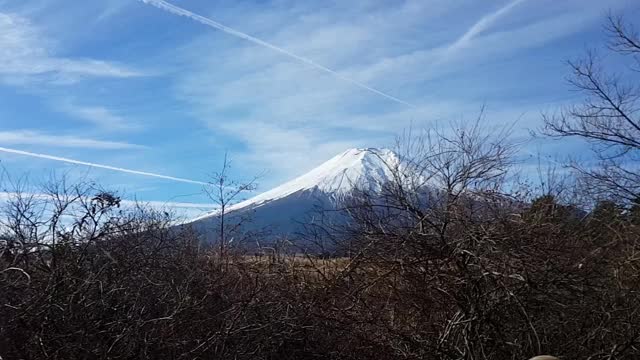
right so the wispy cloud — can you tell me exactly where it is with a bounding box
[0,146,209,186]
[0,130,144,149]
[441,0,526,58]
[350,0,586,86]
[96,0,135,22]
[139,0,413,107]
[0,12,142,84]
[0,191,215,222]
[0,191,216,209]
[219,121,369,178]
[57,103,139,132]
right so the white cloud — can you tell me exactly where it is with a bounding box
[141,0,413,107]
[0,130,144,150]
[0,191,215,209]
[440,0,526,59]
[0,12,142,85]
[219,121,370,184]
[96,0,135,22]
[0,191,216,221]
[349,5,607,87]
[57,103,139,132]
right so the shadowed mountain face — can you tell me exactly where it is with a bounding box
[187,148,400,247]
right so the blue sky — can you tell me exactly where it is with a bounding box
[0,0,638,216]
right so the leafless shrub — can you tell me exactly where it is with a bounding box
[296,116,640,359]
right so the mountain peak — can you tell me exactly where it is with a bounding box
[341,147,386,153]
[275,147,397,194]
[190,147,398,222]
[338,147,392,157]
[242,146,399,203]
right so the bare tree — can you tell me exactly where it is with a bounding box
[543,14,640,202]
[203,152,259,257]
[332,115,517,260]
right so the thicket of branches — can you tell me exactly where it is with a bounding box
[2,13,640,360]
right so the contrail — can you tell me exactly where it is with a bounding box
[0,146,209,186]
[448,0,525,51]
[139,0,414,108]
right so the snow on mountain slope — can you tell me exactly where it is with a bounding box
[190,148,399,223]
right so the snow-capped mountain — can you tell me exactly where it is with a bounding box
[187,148,399,244]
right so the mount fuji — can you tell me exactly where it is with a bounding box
[187,148,400,245]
